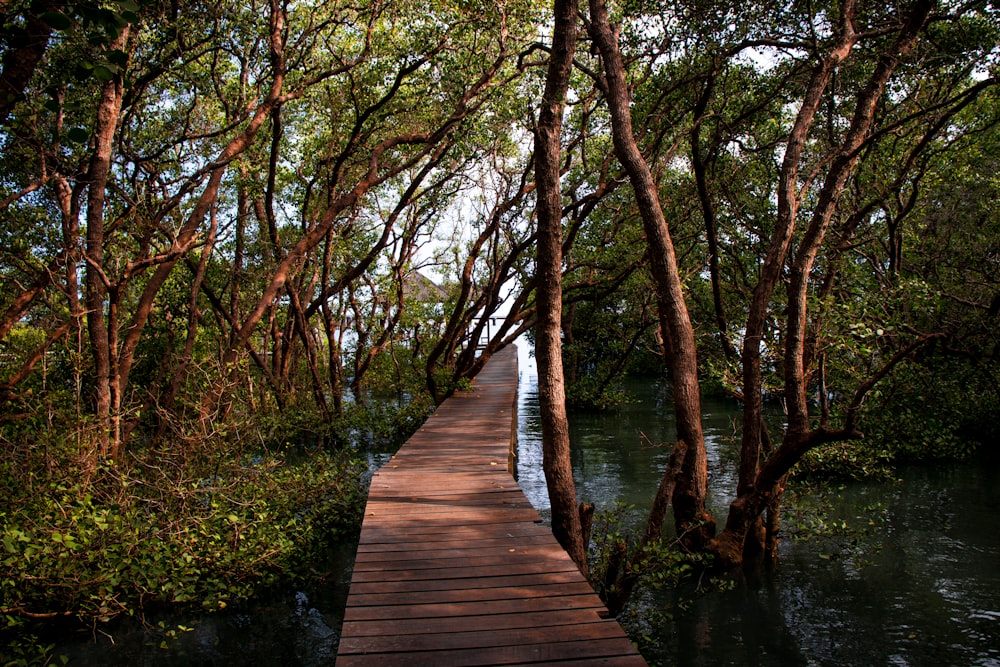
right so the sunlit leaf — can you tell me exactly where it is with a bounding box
[92,65,117,82]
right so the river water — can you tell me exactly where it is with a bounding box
[514,344,1000,666]
[51,343,999,665]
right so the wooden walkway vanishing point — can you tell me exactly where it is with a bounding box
[336,346,648,666]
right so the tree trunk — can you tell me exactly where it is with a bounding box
[785,0,933,441]
[533,0,588,576]
[736,0,860,556]
[83,28,130,456]
[587,0,714,549]
[715,1,936,566]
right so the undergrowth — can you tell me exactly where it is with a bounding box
[0,441,366,665]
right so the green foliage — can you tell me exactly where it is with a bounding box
[587,503,710,607]
[795,441,898,483]
[781,484,891,567]
[858,359,993,462]
[796,355,998,482]
[587,503,727,657]
[332,393,435,453]
[0,441,365,650]
[565,375,632,411]
[560,205,664,409]
[0,327,46,371]
[427,363,472,399]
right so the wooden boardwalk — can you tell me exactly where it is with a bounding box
[337,346,647,666]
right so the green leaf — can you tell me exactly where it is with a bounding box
[92,65,117,82]
[115,0,141,11]
[40,11,73,30]
[106,49,129,67]
[67,127,89,143]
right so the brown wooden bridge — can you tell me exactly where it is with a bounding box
[336,345,647,666]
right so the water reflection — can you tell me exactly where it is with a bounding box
[516,344,1000,666]
[515,342,741,521]
[50,344,999,665]
[48,530,357,666]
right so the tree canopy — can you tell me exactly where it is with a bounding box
[2,0,999,596]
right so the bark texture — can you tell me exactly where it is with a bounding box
[715,0,936,567]
[588,0,714,548]
[83,28,130,456]
[0,1,61,125]
[533,0,589,575]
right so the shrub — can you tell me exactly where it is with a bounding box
[0,444,365,653]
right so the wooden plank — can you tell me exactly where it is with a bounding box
[362,504,540,520]
[353,543,568,564]
[351,554,577,575]
[348,561,581,583]
[352,544,581,573]
[361,512,542,526]
[366,480,519,494]
[336,346,646,666]
[357,524,549,545]
[338,621,629,653]
[356,520,546,542]
[361,501,537,515]
[368,496,532,512]
[340,608,610,637]
[355,532,556,554]
[525,657,650,667]
[336,637,642,666]
[346,570,586,595]
[343,594,607,622]
[345,581,596,607]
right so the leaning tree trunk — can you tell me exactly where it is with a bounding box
[588,0,714,549]
[714,0,935,568]
[533,0,589,576]
[736,0,860,559]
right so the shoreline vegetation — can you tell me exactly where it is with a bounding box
[3,370,991,664]
[1,1,997,661]
[0,394,438,665]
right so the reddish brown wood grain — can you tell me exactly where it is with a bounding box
[336,346,647,665]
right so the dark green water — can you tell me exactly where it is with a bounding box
[515,344,1000,666]
[44,344,1000,665]
[46,541,355,666]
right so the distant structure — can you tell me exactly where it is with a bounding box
[402,271,448,304]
